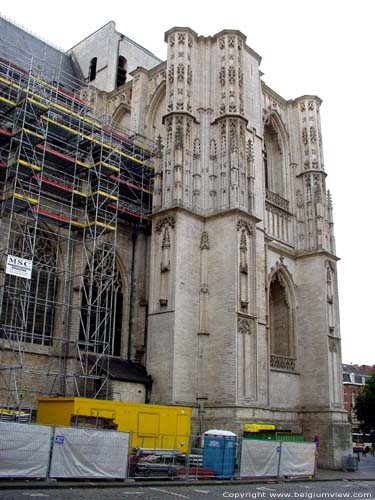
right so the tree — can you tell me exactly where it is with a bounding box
[354,372,375,433]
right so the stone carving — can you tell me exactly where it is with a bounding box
[210,139,217,160]
[193,138,201,159]
[175,126,183,149]
[156,215,176,233]
[238,317,252,335]
[228,66,236,84]
[177,63,185,81]
[266,202,291,222]
[270,355,296,371]
[299,101,306,112]
[302,127,308,145]
[265,189,290,211]
[219,67,226,86]
[328,337,338,353]
[237,219,253,235]
[310,126,316,144]
[238,70,243,88]
[200,231,210,250]
[296,189,303,208]
[159,226,171,307]
[176,88,184,110]
[160,227,171,272]
[246,139,254,162]
[177,33,185,45]
[168,64,174,84]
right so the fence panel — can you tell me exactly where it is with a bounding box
[279,441,315,476]
[240,439,280,477]
[49,426,129,479]
[0,421,52,478]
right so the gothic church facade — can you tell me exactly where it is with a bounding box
[0,18,350,468]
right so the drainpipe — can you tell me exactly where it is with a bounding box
[127,232,137,360]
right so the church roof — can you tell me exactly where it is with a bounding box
[89,355,153,385]
[0,16,81,91]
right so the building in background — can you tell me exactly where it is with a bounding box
[342,363,375,430]
[0,17,351,468]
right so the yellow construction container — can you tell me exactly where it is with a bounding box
[37,397,191,452]
[244,423,276,433]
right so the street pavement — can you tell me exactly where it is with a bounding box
[0,454,373,499]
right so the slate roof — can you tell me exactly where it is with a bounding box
[342,364,375,376]
[342,363,375,384]
[0,16,81,91]
[89,355,153,385]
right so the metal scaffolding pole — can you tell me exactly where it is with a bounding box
[0,34,155,411]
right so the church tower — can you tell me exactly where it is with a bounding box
[145,27,350,468]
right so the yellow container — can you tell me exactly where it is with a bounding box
[37,397,191,452]
[244,423,276,433]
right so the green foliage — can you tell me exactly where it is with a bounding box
[354,372,375,433]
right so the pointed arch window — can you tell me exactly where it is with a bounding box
[116,56,127,87]
[269,270,295,369]
[263,121,284,196]
[79,250,123,356]
[1,228,57,345]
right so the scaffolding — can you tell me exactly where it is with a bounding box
[0,35,156,411]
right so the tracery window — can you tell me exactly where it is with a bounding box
[79,249,123,356]
[263,122,284,196]
[269,271,295,362]
[0,228,57,345]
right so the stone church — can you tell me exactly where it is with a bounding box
[0,17,350,467]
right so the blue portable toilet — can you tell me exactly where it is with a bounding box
[203,429,237,479]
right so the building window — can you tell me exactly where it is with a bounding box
[264,123,284,196]
[116,56,127,87]
[79,250,123,356]
[89,57,97,82]
[269,271,294,359]
[0,228,57,345]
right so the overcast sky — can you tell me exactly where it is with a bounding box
[1,0,374,365]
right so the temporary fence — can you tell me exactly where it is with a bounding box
[0,423,317,481]
[129,435,316,480]
[49,426,129,479]
[0,421,130,479]
[0,421,52,477]
[240,439,315,478]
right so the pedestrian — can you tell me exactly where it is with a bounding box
[313,434,319,475]
[371,442,375,457]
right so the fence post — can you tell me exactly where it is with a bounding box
[46,425,55,479]
[236,436,242,479]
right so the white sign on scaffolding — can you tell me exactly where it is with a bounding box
[6,255,33,279]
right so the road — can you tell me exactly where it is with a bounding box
[1,480,374,500]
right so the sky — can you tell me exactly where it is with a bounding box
[1,0,374,365]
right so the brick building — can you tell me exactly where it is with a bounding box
[342,363,375,430]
